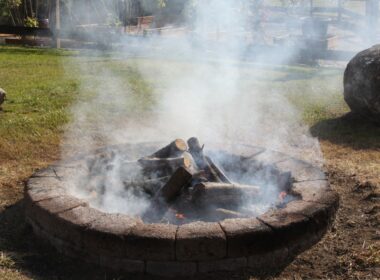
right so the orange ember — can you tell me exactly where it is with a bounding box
[279,191,287,201]
[175,213,186,219]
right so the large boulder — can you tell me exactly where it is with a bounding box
[344,45,380,123]
[0,88,5,108]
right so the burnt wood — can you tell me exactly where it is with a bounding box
[158,167,193,202]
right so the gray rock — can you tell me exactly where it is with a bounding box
[0,88,5,107]
[344,45,380,123]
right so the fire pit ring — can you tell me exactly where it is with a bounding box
[25,143,339,277]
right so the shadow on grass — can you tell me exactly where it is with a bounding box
[0,200,282,280]
[310,112,380,150]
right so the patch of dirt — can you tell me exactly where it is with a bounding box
[276,165,380,280]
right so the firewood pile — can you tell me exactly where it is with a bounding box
[85,138,293,224]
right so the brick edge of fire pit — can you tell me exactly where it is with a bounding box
[24,145,339,278]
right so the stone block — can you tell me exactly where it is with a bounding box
[99,256,145,273]
[83,213,139,258]
[146,261,197,277]
[176,222,226,261]
[26,177,66,200]
[198,257,247,273]
[220,218,274,257]
[27,195,87,225]
[126,223,177,261]
[258,210,310,247]
[248,247,290,272]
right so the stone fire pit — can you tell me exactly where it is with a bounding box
[25,143,339,277]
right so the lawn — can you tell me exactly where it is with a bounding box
[0,46,379,279]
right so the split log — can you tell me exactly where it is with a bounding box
[149,139,188,158]
[187,137,207,169]
[213,208,248,220]
[187,137,221,182]
[138,155,194,177]
[205,156,232,183]
[191,182,261,207]
[123,176,170,196]
[157,166,193,202]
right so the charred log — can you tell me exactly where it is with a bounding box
[205,156,232,183]
[187,137,222,182]
[191,182,261,208]
[157,166,193,202]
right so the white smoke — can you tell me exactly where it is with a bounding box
[59,0,363,221]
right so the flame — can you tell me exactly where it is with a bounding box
[175,213,186,220]
[279,191,287,201]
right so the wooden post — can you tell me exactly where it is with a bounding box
[55,0,60,48]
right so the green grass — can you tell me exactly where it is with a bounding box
[0,46,350,164]
[0,45,354,186]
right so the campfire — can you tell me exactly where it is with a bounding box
[25,140,338,277]
[85,137,293,224]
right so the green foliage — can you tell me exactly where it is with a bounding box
[24,16,38,27]
[0,0,21,24]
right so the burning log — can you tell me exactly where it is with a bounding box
[205,156,232,184]
[149,139,188,158]
[187,137,225,182]
[142,167,193,222]
[191,182,261,207]
[157,167,193,202]
[123,176,170,196]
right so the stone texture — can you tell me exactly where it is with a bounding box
[275,159,326,182]
[248,247,290,272]
[258,210,310,248]
[25,177,66,203]
[99,256,145,273]
[198,257,247,273]
[220,218,274,257]
[127,223,177,261]
[36,195,87,213]
[29,218,98,264]
[53,164,88,179]
[176,222,226,261]
[292,180,330,200]
[27,195,87,228]
[83,213,140,258]
[344,45,380,123]
[146,261,197,277]
[282,200,332,255]
[285,200,329,227]
[30,167,57,178]
[293,180,339,217]
[54,206,104,246]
